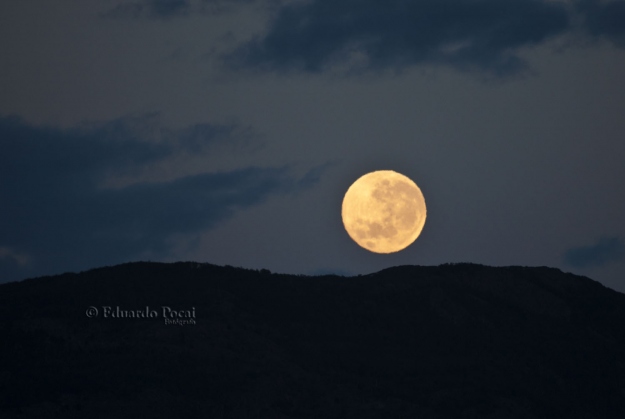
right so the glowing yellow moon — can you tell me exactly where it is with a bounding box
[342,170,426,253]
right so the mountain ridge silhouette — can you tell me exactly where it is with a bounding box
[1,262,625,418]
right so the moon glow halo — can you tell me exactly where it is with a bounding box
[341,170,426,254]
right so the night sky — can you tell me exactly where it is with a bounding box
[1,0,624,290]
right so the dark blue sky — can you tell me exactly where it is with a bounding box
[1,0,625,290]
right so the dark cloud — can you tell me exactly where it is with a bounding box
[563,237,625,269]
[295,161,336,190]
[0,115,321,282]
[226,0,571,75]
[578,0,625,46]
[102,0,625,75]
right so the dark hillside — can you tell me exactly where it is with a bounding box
[1,262,624,418]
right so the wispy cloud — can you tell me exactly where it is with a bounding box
[222,0,625,76]
[226,0,572,76]
[563,237,625,268]
[0,115,324,282]
[102,0,625,75]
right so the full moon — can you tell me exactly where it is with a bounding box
[342,170,426,253]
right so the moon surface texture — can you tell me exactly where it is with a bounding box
[342,170,426,254]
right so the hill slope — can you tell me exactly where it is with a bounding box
[1,262,625,418]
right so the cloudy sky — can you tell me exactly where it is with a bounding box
[1,0,625,290]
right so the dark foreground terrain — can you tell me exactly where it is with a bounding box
[1,262,625,418]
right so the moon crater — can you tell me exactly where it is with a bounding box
[342,170,426,253]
